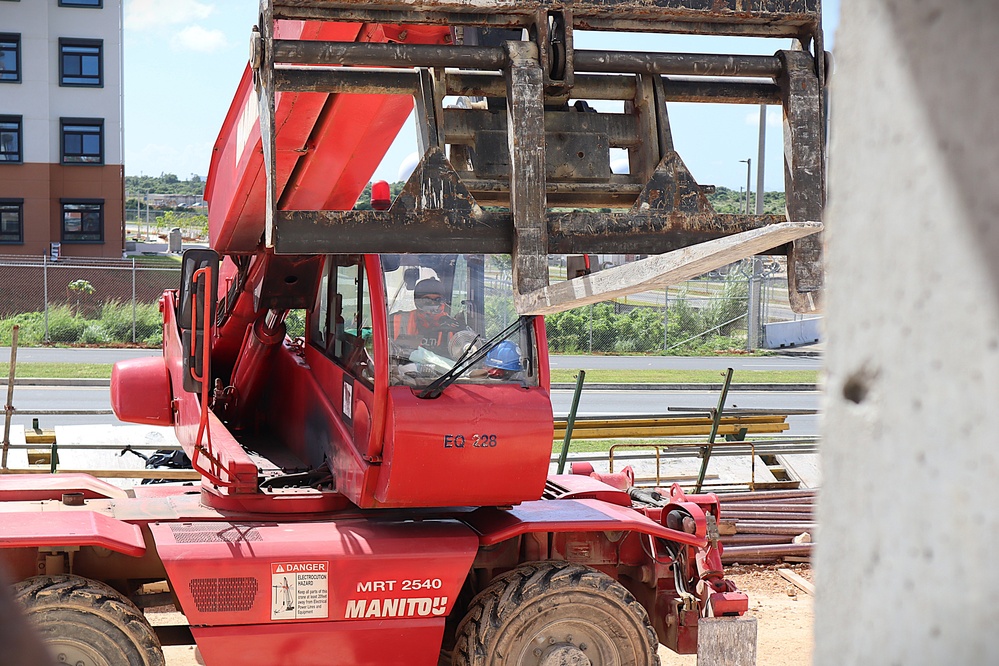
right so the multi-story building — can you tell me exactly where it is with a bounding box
[0,0,124,258]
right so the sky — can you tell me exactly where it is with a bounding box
[123,0,840,193]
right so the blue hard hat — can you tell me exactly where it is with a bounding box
[485,341,522,371]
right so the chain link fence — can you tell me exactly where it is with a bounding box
[544,258,815,354]
[0,255,815,353]
[0,255,179,346]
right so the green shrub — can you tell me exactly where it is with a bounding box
[285,309,306,339]
[703,272,748,335]
[134,303,163,341]
[0,312,46,345]
[81,323,112,344]
[96,300,133,340]
[543,290,749,355]
[0,302,165,346]
[47,306,86,343]
[96,301,161,342]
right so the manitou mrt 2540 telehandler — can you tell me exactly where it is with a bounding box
[0,0,825,664]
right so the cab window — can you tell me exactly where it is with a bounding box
[311,255,373,382]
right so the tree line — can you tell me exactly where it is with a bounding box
[353,182,786,214]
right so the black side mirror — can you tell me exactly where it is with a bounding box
[178,249,219,393]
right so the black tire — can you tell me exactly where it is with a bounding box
[14,575,165,666]
[453,561,660,666]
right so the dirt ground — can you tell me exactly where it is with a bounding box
[157,566,812,666]
[659,565,814,666]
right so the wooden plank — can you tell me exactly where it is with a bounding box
[554,415,789,428]
[697,616,757,666]
[778,568,815,595]
[26,450,51,465]
[24,430,56,445]
[552,423,789,439]
[515,221,821,315]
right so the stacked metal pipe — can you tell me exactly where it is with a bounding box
[716,489,815,564]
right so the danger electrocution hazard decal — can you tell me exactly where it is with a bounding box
[271,561,329,620]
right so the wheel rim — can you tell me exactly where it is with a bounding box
[51,637,111,666]
[514,616,629,666]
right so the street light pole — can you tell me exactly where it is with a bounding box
[739,158,752,214]
[747,105,767,351]
[756,105,766,216]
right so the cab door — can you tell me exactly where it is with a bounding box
[306,255,381,469]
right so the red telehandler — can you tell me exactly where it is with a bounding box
[0,1,825,664]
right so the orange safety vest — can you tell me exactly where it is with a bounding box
[390,311,446,350]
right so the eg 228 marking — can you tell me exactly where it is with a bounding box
[443,434,497,448]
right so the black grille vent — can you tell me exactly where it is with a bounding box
[542,479,571,500]
[189,577,258,613]
[169,523,262,543]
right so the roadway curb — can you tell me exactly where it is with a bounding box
[4,378,110,387]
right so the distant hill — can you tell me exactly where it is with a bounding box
[123,174,787,215]
[707,187,786,215]
[353,181,787,215]
[125,174,206,197]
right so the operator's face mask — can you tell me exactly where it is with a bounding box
[416,294,445,314]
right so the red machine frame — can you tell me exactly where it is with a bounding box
[0,0,831,661]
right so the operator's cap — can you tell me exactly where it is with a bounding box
[414,278,445,299]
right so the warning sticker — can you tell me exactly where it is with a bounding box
[271,561,329,620]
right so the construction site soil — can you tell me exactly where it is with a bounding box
[155,565,814,666]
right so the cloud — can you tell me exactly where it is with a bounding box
[171,25,229,53]
[125,0,215,30]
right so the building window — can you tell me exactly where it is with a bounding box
[61,200,103,243]
[0,34,19,83]
[59,39,103,87]
[61,118,103,164]
[60,0,103,6]
[0,200,23,244]
[0,116,21,163]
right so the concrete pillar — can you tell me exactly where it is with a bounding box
[817,1,999,664]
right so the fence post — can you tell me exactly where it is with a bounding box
[663,288,669,352]
[746,260,763,351]
[588,304,593,353]
[131,258,137,343]
[42,254,49,342]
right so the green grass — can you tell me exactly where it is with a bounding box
[0,360,818,386]
[0,362,113,379]
[0,364,817,383]
[549,369,818,384]
[133,255,182,266]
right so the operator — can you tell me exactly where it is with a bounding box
[390,278,463,356]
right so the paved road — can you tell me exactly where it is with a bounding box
[5,386,124,429]
[7,385,821,437]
